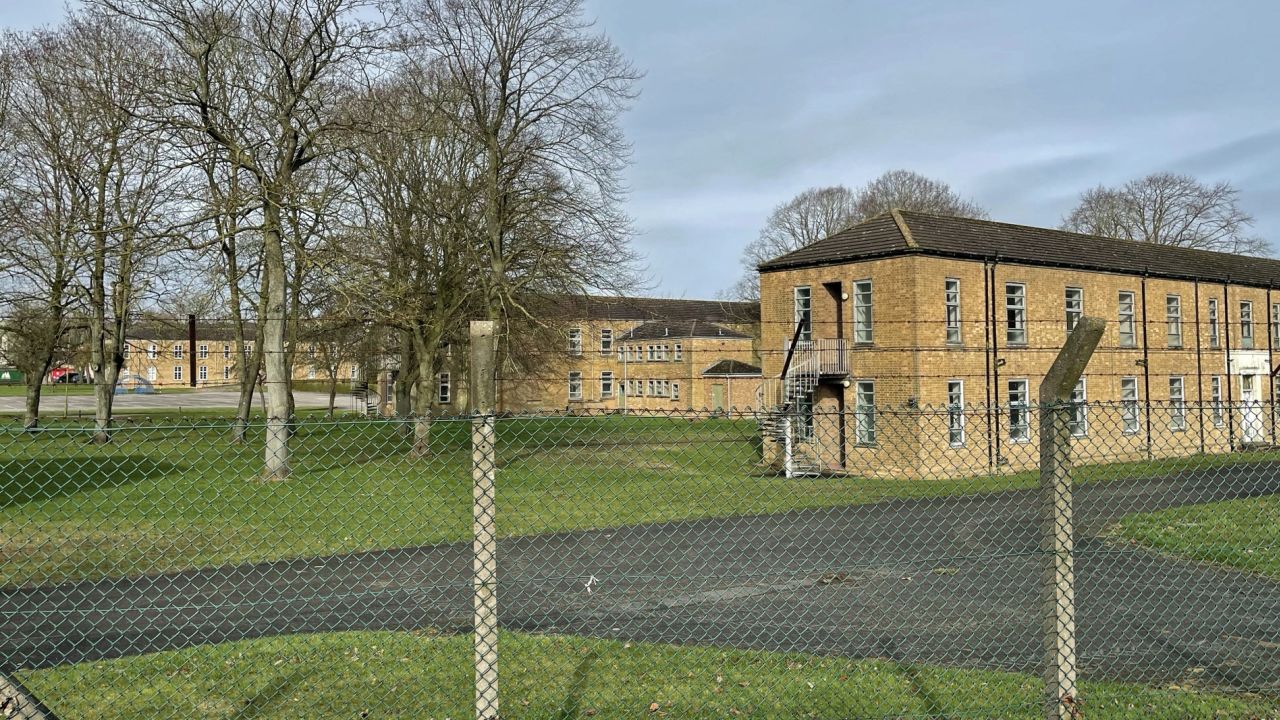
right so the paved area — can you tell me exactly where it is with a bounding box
[0,389,345,414]
[2,468,1278,692]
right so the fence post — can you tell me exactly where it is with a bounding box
[470,320,499,720]
[1038,316,1104,720]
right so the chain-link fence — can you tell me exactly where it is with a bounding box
[1,395,1278,718]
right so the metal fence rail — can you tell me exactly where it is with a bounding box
[1,397,1278,718]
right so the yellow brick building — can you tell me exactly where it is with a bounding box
[758,210,1280,477]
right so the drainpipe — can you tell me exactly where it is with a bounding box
[988,258,1003,466]
[1224,280,1235,449]
[1194,280,1205,454]
[1140,272,1152,459]
[982,258,994,470]
[1269,285,1276,445]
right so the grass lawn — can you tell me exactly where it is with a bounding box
[18,630,1277,719]
[1113,496,1280,580]
[3,414,1280,586]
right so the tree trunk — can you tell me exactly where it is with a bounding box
[412,337,434,458]
[23,378,44,431]
[261,196,291,480]
[233,323,265,443]
[326,372,337,418]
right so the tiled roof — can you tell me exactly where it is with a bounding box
[758,210,1280,288]
[127,321,253,341]
[537,295,759,323]
[618,320,751,341]
[702,359,762,376]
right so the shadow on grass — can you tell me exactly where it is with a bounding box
[0,456,182,508]
[554,648,598,720]
[230,665,315,720]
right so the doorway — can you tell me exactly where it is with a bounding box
[711,384,726,412]
[1240,374,1263,443]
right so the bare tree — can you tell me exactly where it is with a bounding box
[1062,172,1268,255]
[727,186,858,301]
[851,169,988,222]
[403,0,643,380]
[96,0,387,478]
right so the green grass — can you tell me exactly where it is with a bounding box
[4,414,1280,587]
[19,630,1278,719]
[1113,496,1280,580]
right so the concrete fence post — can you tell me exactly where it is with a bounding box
[469,320,499,720]
[1038,316,1104,720]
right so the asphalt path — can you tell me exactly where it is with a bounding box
[0,389,345,414]
[3,466,1278,692]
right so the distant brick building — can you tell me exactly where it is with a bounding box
[759,210,1280,477]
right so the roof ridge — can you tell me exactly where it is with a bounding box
[889,209,918,249]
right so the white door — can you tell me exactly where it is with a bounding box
[1240,375,1263,443]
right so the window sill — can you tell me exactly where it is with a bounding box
[1007,437,1031,444]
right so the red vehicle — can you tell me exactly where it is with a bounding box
[49,367,83,384]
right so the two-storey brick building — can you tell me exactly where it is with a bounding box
[759,210,1280,477]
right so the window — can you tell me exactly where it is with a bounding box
[1069,378,1087,437]
[1169,377,1186,431]
[198,344,208,359]
[944,278,961,344]
[147,367,157,382]
[671,381,680,401]
[947,380,965,447]
[673,343,683,360]
[1120,377,1140,435]
[1272,304,1280,347]
[853,280,873,343]
[647,345,658,362]
[647,379,657,396]
[350,366,358,380]
[148,343,158,359]
[1008,379,1029,442]
[173,365,183,381]
[1241,301,1254,349]
[568,371,583,401]
[1118,291,1136,348]
[1005,283,1026,345]
[568,328,583,355]
[855,380,876,445]
[599,328,613,354]
[1210,376,1224,428]
[796,391,814,441]
[121,343,129,357]
[794,286,812,342]
[198,365,207,382]
[438,372,451,403]
[1208,298,1220,348]
[173,343,184,359]
[307,368,316,380]
[306,344,316,359]
[659,344,670,361]
[1166,295,1182,347]
[223,366,231,380]
[1065,287,1083,334]
[600,371,614,398]
[223,344,231,360]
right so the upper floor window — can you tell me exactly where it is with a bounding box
[1118,291,1137,348]
[944,278,961,344]
[567,328,583,355]
[223,344,231,359]
[853,280,873,343]
[599,328,613,354]
[148,343,158,359]
[173,343,184,359]
[438,372,451,404]
[198,344,209,359]
[1240,301,1254,349]
[673,343,683,360]
[1064,287,1083,334]
[1166,295,1182,348]
[1272,304,1280,347]
[1208,298,1220,348]
[1005,283,1026,345]
[793,286,812,342]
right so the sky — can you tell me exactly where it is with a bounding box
[6,0,1280,299]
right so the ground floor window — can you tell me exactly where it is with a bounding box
[1120,377,1139,434]
[198,366,208,382]
[855,381,876,445]
[223,366,231,380]
[796,391,814,441]
[438,372,451,404]
[568,372,583,401]
[947,380,964,447]
[671,381,680,401]
[1069,378,1087,437]
[173,365,183,382]
[1008,379,1029,442]
[1210,376,1224,428]
[1169,377,1186,431]
[600,371,614,398]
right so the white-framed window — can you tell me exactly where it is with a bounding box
[853,280,873,343]
[568,327,583,356]
[647,379,657,396]
[438,372,451,403]
[173,365,183,381]
[1169,376,1186,431]
[1005,283,1026,345]
[307,368,316,380]
[945,278,961,344]
[647,345,658,362]
[1210,375,1224,427]
[599,328,613,354]
[148,343,158,359]
[1008,379,1029,442]
[173,342,184,359]
[671,381,680,401]
[1120,377,1140,435]
[223,366,231,380]
[1069,378,1087,437]
[198,344,208,359]
[794,286,812,342]
[673,343,683,361]
[796,390,814,441]
[855,380,876,445]
[223,343,231,359]
[350,365,358,380]
[659,344,670,361]
[1208,298,1220,348]
[1241,301,1254,349]
[147,367,157,382]
[1065,287,1083,334]
[568,371,583,401]
[198,365,207,382]
[1166,295,1182,347]
[1118,291,1136,348]
[600,371,614,398]
[947,379,965,447]
[121,342,130,357]
[1272,304,1280,347]
[306,344,316,359]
